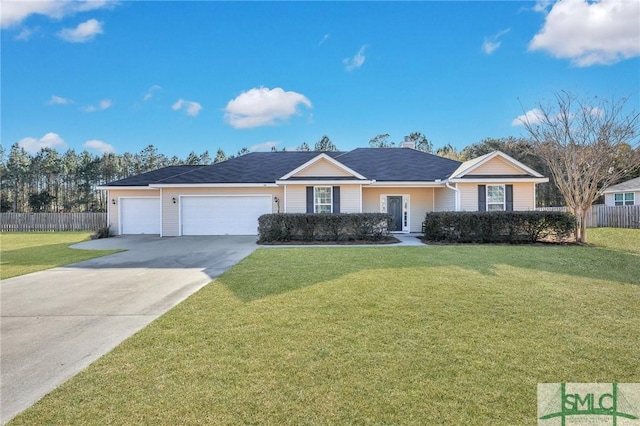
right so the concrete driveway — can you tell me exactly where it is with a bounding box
[0,235,258,424]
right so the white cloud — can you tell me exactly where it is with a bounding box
[224,87,312,129]
[172,99,202,117]
[533,0,552,13]
[15,26,38,41]
[318,33,330,46]
[1,0,115,29]
[82,99,112,112]
[57,19,103,43]
[18,132,67,154]
[47,95,72,105]
[143,85,162,101]
[529,0,640,66]
[249,141,280,152]
[482,28,510,55]
[588,106,604,118]
[512,108,545,126]
[84,139,115,154]
[343,45,367,71]
[98,99,112,109]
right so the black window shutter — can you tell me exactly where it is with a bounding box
[478,185,486,211]
[332,187,340,214]
[306,186,314,213]
[505,184,513,211]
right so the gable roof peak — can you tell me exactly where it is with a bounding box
[450,150,544,179]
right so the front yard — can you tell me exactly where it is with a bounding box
[8,229,640,425]
[0,232,121,279]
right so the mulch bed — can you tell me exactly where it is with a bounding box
[258,237,401,245]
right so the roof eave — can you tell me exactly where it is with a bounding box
[276,179,373,185]
[99,185,159,190]
[603,187,640,193]
[367,181,447,187]
[448,177,549,183]
[149,183,279,188]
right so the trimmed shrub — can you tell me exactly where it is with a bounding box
[91,226,114,240]
[422,211,575,244]
[258,213,392,243]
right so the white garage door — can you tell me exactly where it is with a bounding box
[120,198,161,235]
[181,196,271,235]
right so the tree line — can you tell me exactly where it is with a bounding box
[2,111,638,221]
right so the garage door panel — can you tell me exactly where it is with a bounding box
[121,198,160,235]
[181,196,271,235]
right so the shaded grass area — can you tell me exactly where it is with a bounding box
[9,229,640,425]
[0,232,121,279]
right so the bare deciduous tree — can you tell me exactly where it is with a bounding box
[519,92,640,243]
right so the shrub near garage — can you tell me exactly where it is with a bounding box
[422,211,575,243]
[258,213,392,243]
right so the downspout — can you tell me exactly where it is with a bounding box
[445,181,460,211]
[283,185,287,213]
[160,188,163,237]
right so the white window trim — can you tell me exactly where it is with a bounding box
[487,184,506,211]
[614,192,635,206]
[314,186,332,213]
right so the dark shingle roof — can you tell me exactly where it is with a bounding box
[105,165,207,186]
[104,148,462,186]
[337,148,461,181]
[156,151,345,184]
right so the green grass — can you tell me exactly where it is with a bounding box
[0,232,121,279]
[9,229,640,425]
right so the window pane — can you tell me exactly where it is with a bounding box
[614,194,623,201]
[488,204,504,211]
[487,185,504,203]
[624,193,634,201]
[315,187,331,204]
[314,187,332,213]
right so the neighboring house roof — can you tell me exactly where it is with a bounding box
[103,148,544,187]
[603,176,640,193]
[105,165,206,186]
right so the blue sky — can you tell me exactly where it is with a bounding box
[2,0,639,158]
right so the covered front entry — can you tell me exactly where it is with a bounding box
[387,196,403,232]
[120,197,161,235]
[378,194,410,233]
[180,195,271,235]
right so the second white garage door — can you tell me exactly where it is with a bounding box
[121,197,161,235]
[181,196,272,235]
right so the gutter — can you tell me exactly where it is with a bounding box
[445,181,460,211]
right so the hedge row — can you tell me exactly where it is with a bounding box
[422,211,575,243]
[258,213,392,243]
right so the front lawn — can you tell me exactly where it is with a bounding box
[0,232,121,279]
[9,229,640,425]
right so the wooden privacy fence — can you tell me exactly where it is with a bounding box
[0,213,107,232]
[537,205,640,229]
[594,205,640,229]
